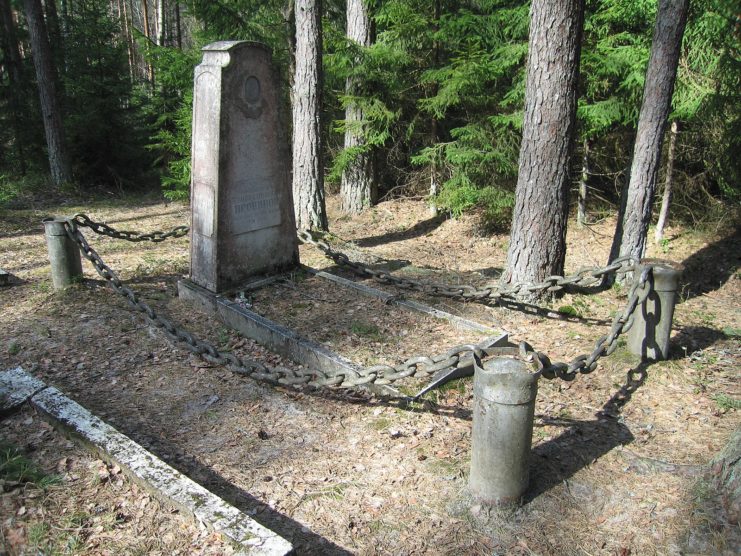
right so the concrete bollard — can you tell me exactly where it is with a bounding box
[43,217,83,290]
[469,351,540,505]
[627,258,683,361]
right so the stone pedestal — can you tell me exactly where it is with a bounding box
[190,41,298,293]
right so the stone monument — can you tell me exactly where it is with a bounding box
[189,41,298,293]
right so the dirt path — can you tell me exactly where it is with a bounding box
[1,196,739,554]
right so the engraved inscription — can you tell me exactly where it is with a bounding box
[231,184,281,235]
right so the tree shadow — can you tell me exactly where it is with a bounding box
[669,325,730,356]
[525,363,649,502]
[321,262,612,326]
[679,225,740,301]
[354,214,447,247]
[132,435,353,555]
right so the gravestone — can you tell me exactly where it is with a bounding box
[189,41,298,293]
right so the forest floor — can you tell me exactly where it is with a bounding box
[0,194,739,555]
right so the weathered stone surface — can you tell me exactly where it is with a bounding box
[28,381,293,555]
[0,367,47,415]
[190,41,298,293]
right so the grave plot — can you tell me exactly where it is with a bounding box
[1,199,740,555]
[2,39,739,556]
[244,270,493,369]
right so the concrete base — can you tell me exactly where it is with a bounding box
[301,265,495,333]
[178,278,400,397]
[178,269,500,397]
[0,367,293,555]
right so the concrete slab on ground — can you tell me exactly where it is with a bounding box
[0,366,46,415]
[0,367,293,555]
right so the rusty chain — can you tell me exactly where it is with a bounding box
[63,219,500,391]
[71,213,190,243]
[296,229,651,381]
[63,215,652,386]
[297,229,637,300]
[527,266,651,381]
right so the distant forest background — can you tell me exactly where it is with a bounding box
[1,0,739,231]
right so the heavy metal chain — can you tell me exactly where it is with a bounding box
[71,213,190,243]
[298,229,651,381]
[297,229,637,300]
[63,219,497,391]
[62,216,652,386]
[528,266,651,381]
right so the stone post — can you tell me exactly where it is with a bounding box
[43,217,82,289]
[469,351,540,505]
[627,258,683,361]
[189,41,298,293]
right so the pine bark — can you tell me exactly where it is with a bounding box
[609,0,689,263]
[428,0,442,217]
[340,0,376,214]
[503,0,584,292]
[0,0,27,172]
[655,120,679,244]
[156,0,164,46]
[577,138,590,227]
[141,0,154,82]
[23,0,72,186]
[174,1,181,49]
[292,0,328,230]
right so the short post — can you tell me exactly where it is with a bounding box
[627,258,683,361]
[43,217,83,290]
[469,351,540,505]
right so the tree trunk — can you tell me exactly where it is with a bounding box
[43,0,62,53]
[59,0,67,36]
[503,0,584,292]
[292,0,327,230]
[577,138,590,228]
[118,0,135,79]
[340,0,376,213]
[141,0,154,83]
[609,0,688,263]
[709,427,741,527]
[654,120,679,244]
[428,0,441,217]
[174,0,181,49]
[23,0,72,186]
[156,0,164,46]
[0,0,27,173]
[283,0,296,88]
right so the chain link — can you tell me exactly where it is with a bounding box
[298,229,637,301]
[63,219,498,391]
[298,229,651,381]
[61,218,653,388]
[71,213,190,243]
[524,266,652,381]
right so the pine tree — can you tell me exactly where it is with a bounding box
[504,0,585,291]
[292,0,328,230]
[340,0,376,213]
[23,0,72,186]
[610,0,689,263]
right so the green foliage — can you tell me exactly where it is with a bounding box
[1,0,736,214]
[146,44,202,199]
[0,440,59,488]
[61,0,153,187]
[712,393,741,411]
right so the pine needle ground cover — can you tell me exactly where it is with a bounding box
[1,195,739,554]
